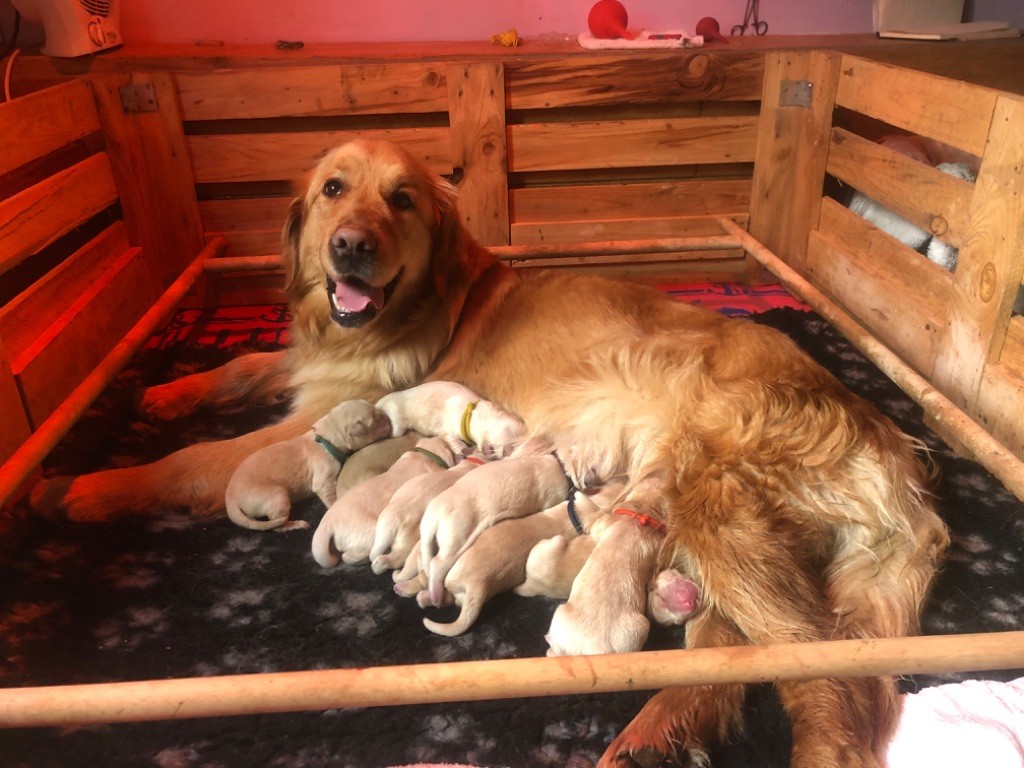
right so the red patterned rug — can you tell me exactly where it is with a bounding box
[145,282,809,350]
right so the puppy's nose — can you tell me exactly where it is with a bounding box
[329,227,377,265]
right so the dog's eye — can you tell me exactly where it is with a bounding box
[322,179,345,199]
[390,190,414,211]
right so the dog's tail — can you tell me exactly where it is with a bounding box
[225,498,291,531]
[311,516,341,568]
[369,506,399,564]
[422,590,482,637]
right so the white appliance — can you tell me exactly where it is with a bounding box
[11,0,122,58]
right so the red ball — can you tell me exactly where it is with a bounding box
[588,0,634,40]
[695,16,729,43]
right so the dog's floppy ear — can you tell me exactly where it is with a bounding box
[429,175,495,331]
[281,195,305,301]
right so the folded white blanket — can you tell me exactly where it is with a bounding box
[577,30,703,49]
[887,677,1024,767]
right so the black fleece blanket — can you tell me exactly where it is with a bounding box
[1,307,1022,768]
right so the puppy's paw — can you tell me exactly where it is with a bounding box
[273,519,310,533]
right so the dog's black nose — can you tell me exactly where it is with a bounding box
[329,227,377,270]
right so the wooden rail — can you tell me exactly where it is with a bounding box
[0,239,224,508]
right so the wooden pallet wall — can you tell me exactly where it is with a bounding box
[169,51,767,300]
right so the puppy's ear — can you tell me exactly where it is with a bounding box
[281,195,305,300]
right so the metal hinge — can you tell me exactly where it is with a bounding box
[119,83,158,113]
[779,79,812,108]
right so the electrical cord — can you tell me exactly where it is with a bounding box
[1,8,21,102]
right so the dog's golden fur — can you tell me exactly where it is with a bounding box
[33,140,949,768]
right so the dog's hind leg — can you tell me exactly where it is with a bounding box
[137,350,293,421]
[31,411,314,521]
[599,608,747,768]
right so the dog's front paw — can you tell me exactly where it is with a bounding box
[135,382,204,420]
[599,740,706,768]
[599,717,708,768]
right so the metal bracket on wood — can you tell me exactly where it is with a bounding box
[779,79,812,108]
[119,83,158,113]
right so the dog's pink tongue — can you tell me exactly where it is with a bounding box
[335,281,385,312]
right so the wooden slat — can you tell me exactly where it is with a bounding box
[999,316,1024,374]
[447,62,509,247]
[975,363,1024,460]
[510,250,743,269]
[0,240,224,508]
[0,152,118,278]
[806,198,952,376]
[508,116,758,172]
[0,222,130,362]
[13,245,161,427]
[748,51,841,272]
[510,215,744,245]
[0,79,100,178]
[175,64,449,121]
[89,73,206,287]
[835,55,996,158]
[827,127,974,249]
[0,333,32,469]
[198,197,292,233]
[208,229,282,257]
[505,52,765,109]
[510,179,751,224]
[932,94,1024,409]
[188,128,453,184]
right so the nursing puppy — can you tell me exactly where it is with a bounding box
[420,483,624,636]
[417,440,575,608]
[311,436,457,567]
[336,432,421,498]
[513,533,596,600]
[225,399,390,531]
[546,482,667,656]
[376,380,525,458]
[648,568,702,627]
[369,452,486,575]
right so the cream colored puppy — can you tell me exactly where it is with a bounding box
[225,399,390,532]
[376,381,526,458]
[336,432,421,497]
[513,533,596,600]
[420,483,624,636]
[369,453,486,574]
[545,482,667,656]
[418,439,574,607]
[311,436,457,567]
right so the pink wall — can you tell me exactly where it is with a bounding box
[3,0,1022,47]
[119,0,877,44]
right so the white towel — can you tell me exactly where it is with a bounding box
[887,677,1024,767]
[577,30,703,49]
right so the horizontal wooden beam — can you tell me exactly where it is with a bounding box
[201,235,745,274]
[0,630,1021,729]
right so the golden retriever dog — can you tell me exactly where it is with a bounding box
[31,139,950,768]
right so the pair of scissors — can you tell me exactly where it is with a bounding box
[732,0,768,35]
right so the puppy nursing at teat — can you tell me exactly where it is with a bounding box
[417,437,579,608]
[376,380,526,459]
[225,399,391,532]
[546,480,670,656]
[311,435,459,567]
[418,482,625,637]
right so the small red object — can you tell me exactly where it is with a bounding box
[588,0,635,40]
[695,16,729,43]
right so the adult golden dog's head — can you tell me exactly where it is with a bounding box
[282,140,466,333]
